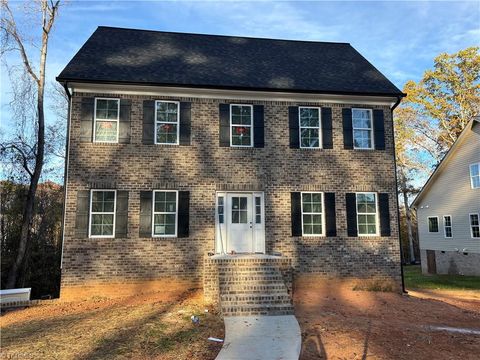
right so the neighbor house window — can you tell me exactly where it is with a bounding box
[470,163,480,189]
[230,104,253,147]
[94,98,119,142]
[443,215,452,238]
[356,193,378,235]
[352,108,373,149]
[299,107,321,148]
[155,100,179,145]
[301,192,324,236]
[89,190,116,238]
[470,214,480,238]
[428,217,439,233]
[152,191,177,236]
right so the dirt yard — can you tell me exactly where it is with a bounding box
[1,283,224,360]
[295,276,480,360]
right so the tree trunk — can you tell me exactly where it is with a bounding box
[403,190,416,264]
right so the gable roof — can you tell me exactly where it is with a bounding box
[411,117,480,209]
[57,26,404,96]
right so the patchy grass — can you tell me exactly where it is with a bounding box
[0,287,224,360]
[404,265,480,290]
[352,278,396,292]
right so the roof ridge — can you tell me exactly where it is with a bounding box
[95,26,351,46]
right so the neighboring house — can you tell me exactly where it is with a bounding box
[56,26,405,295]
[412,118,480,276]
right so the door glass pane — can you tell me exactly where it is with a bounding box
[231,196,248,224]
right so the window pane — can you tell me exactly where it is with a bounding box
[303,224,313,234]
[232,211,240,223]
[154,192,176,213]
[240,211,247,223]
[445,227,452,237]
[444,216,451,227]
[156,123,178,144]
[95,121,117,142]
[301,128,319,148]
[156,101,178,123]
[470,214,479,226]
[300,108,319,127]
[429,218,439,232]
[231,126,251,146]
[366,224,376,234]
[353,129,372,149]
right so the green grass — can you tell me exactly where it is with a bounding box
[404,265,480,290]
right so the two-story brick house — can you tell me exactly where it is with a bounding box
[57,27,405,302]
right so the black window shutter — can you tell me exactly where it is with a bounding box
[75,190,90,238]
[80,98,94,142]
[177,191,190,238]
[345,193,358,236]
[119,99,131,144]
[291,192,302,236]
[253,105,264,148]
[142,100,155,145]
[342,108,353,149]
[180,102,192,146]
[289,106,299,149]
[321,107,333,149]
[219,104,230,147]
[324,192,337,236]
[373,109,385,150]
[379,193,391,236]
[115,191,129,238]
[139,191,152,237]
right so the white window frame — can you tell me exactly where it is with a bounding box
[352,108,374,150]
[229,104,254,148]
[93,98,120,143]
[443,215,452,238]
[154,100,180,145]
[299,106,322,149]
[470,163,480,189]
[469,213,480,239]
[356,192,379,236]
[300,191,325,237]
[152,190,178,238]
[88,189,116,238]
[427,216,439,233]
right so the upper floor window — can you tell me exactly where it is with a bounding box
[89,190,116,238]
[155,101,179,145]
[301,192,324,236]
[299,107,321,148]
[352,108,373,149]
[153,190,178,237]
[94,98,119,143]
[356,193,378,235]
[443,215,452,238]
[470,163,480,189]
[230,104,253,147]
[428,216,439,233]
[470,213,480,238]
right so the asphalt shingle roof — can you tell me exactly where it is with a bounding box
[57,26,404,96]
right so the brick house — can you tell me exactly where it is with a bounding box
[57,27,405,304]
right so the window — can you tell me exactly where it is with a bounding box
[352,108,373,149]
[231,196,248,223]
[94,98,119,142]
[470,214,480,238]
[152,191,177,236]
[356,193,378,235]
[301,192,324,236]
[217,196,224,224]
[470,163,480,189]
[299,107,321,148]
[230,104,253,147]
[89,190,116,238]
[428,217,439,233]
[443,215,452,238]
[155,101,179,145]
[255,196,262,224]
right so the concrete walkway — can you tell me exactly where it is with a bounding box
[216,315,301,360]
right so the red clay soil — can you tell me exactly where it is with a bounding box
[295,277,480,360]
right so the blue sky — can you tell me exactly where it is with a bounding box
[1,0,479,180]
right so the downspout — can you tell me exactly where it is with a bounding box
[59,82,72,296]
[391,95,407,294]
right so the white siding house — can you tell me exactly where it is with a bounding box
[412,118,480,276]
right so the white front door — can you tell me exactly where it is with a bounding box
[215,192,265,254]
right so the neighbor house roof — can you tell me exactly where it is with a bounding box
[57,26,404,97]
[411,117,480,209]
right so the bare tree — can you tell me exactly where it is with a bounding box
[0,0,60,288]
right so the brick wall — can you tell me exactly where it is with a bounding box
[61,91,402,288]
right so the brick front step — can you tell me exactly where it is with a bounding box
[221,304,294,316]
[221,293,291,303]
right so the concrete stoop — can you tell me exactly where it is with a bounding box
[209,255,294,317]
